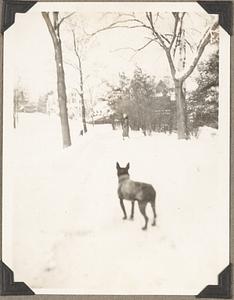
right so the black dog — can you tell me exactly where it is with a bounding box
[116,162,156,230]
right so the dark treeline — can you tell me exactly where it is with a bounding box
[105,54,218,137]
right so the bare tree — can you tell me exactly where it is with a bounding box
[70,29,87,133]
[42,12,73,148]
[13,88,18,129]
[91,12,218,139]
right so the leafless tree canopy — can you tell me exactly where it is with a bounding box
[41,11,219,142]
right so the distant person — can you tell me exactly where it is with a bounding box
[122,114,129,140]
[110,114,116,130]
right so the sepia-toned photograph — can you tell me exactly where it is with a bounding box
[2,1,230,296]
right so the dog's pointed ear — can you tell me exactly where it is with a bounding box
[116,162,120,169]
[126,162,130,169]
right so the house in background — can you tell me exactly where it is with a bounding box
[152,79,176,132]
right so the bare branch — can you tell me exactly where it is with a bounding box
[145,12,167,49]
[42,12,58,46]
[111,46,141,53]
[153,13,160,26]
[72,31,82,59]
[58,12,75,27]
[181,12,186,21]
[169,12,179,50]
[90,16,151,36]
[53,12,58,29]
[160,34,171,46]
[91,18,131,35]
[136,39,156,51]
[112,38,156,55]
[117,12,136,19]
[196,26,210,50]
[180,20,219,81]
[165,32,195,53]
[185,39,195,53]
[71,29,84,95]
[91,25,147,36]
[131,17,152,29]
[172,12,186,57]
[52,12,62,40]
[64,60,80,71]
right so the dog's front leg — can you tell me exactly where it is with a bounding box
[120,198,127,220]
[130,200,135,220]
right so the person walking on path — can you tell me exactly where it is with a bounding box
[122,114,129,140]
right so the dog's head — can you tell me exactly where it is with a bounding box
[116,162,130,177]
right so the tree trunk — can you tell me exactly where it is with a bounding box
[71,30,88,134]
[80,93,87,133]
[42,12,71,148]
[13,90,17,129]
[55,41,72,147]
[174,79,187,139]
[77,56,87,133]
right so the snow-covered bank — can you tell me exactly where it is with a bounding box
[3,113,229,295]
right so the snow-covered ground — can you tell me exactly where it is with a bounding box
[3,113,229,295]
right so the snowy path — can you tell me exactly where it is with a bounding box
[3,115,229,295]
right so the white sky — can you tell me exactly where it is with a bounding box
[4,2,218,103]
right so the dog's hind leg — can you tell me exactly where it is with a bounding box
[130,201,135,220]
[138,202,148,230]
[120,198,127,220]
[150,201,157,226]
